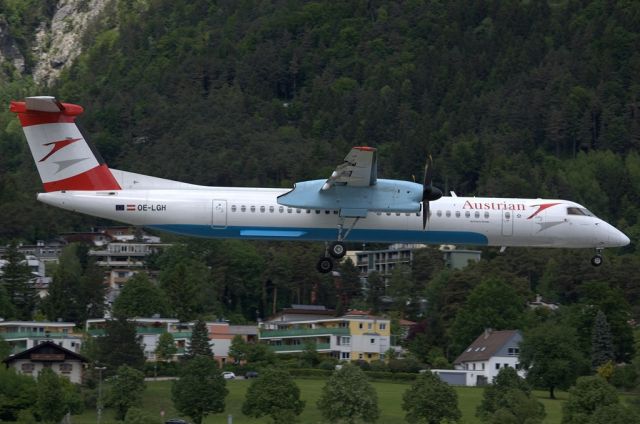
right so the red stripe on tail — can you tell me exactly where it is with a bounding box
[42,164,121,192]
[10,101,83,127]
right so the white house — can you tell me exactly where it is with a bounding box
[433,329,523,386]
[3,341,88,384]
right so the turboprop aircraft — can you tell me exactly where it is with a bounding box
[11,96,630,273]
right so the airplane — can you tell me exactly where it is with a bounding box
[10,96,630,273]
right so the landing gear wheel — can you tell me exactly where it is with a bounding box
[329,241,347,259]
[591,254,603,267]
[316,257,334,274]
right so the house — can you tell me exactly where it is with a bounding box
[3,340,89,383]
[432,329,523,386]
[259,306,394,362]
[207,322,258,365]
[0,320,83,355]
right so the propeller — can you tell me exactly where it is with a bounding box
[421,155,443,229]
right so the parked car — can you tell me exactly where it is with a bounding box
[245,371,259,379]
[165,419,188,424]
[222,371,236,380]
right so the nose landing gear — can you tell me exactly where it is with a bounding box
[591,248,603,267]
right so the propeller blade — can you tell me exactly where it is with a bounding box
[421,155,442,230]
[422,201,428,229]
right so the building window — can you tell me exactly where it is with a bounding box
[21,363,34,373]
[59,363,72,374]
[482,363,485,370]
[359,353,363,359]
[367,323,372,330]
[341,352,350,360]
[507,347,519,356]
[339,337,351,346]
[472,363,476,370]
[495,363,500,370]
[379,323,386,330]
[358,323,363,329]
[370,338,375,344]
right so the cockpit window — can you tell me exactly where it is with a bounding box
[567,207,595,217]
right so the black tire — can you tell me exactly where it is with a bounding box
[591,255,603,267]
[329,241,347,259]
[316,257,334,273]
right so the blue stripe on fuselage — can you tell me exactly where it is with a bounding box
[147,225,489,245]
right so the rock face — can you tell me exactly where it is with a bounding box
[0,16,25,74]
[32,0,110,86]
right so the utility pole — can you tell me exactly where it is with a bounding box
[95,366,106,424]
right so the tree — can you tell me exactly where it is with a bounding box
[242,368,305,423]
[155,332,177,361]
[561,376,619,424]
[387,265,414,319]
[186,319,212,358]
[519,321,587,399]
[591,310,614,370]
[35,368,66,424]
[96,317,145,371]
[112,273,169,318]
[301,340,321,367]
[402,371,461,424]
[108,365,146,420]
[476,367,544,424]
[450,278,526,355]
[317,364,379,424]
[228,334,248,363]
[0,366,36,421]
[365,271,385,314]
[0,242,35,320]
[172,356,228,424]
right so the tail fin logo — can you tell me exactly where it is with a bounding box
[39,137,82,162]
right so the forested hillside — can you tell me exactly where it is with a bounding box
[0,0,639,243]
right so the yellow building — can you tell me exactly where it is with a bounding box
[259,306,393,362]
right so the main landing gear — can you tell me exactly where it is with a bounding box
[316,241,347,274]
[591,248,604,267]
[316,218,359,274]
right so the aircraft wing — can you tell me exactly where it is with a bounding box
[321,146,377,191]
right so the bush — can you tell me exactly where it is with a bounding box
[143,361,179,377]
[318,359,338,370]
[354,360,371,371]
[369,360,388,372]
[610,364,638,391]
[288,368,333,379]
[387,358,424,373]
[365,371,418,382]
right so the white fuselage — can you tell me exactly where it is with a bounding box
[37,181,629,249]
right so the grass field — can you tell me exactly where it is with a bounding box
[72,378,567,424]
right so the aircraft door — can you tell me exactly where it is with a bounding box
[212,199,227,229]
[501,210,513,236]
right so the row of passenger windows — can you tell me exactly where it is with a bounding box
[228,205,505,219]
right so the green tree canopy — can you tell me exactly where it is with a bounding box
[402,371,461,424]
[591,310,615,370]
[155,332,177,361]
[317,364,379,424]
[96,317,145,372]
[186,319,212,358]
[561,376,619,424]
[112,273,169,319]
[242,368,305,424]
[450,278,527,355]
[35,368,66,424]
[520,321,587,399]
[0,366,36,421]
[108,365,146,421]
[172,356,227,424]
[0,241,35,320]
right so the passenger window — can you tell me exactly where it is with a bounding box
[260,206,265,213]
[437,211,442,217]
[241,206,246,212]
[250,206,256,213]
[474,211,480,218]
[376,212,382,216]
[484,212,489,219]
[315,209,321,214]
[231,205,237,212]
[306,209,311,214]
[455,211,460,218]
[278,206,284,213]
[269,206,274,213]
[395,212,401,216]
[325,210,330,215]
[445,211,451,217]
[386,212,391,216]
[296,209,301,214]
[505,212,511,219]
[465,211,470,218]
[333,211,338,215]
[287,208,292,213]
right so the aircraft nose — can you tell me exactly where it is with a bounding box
[611,229,630,247]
